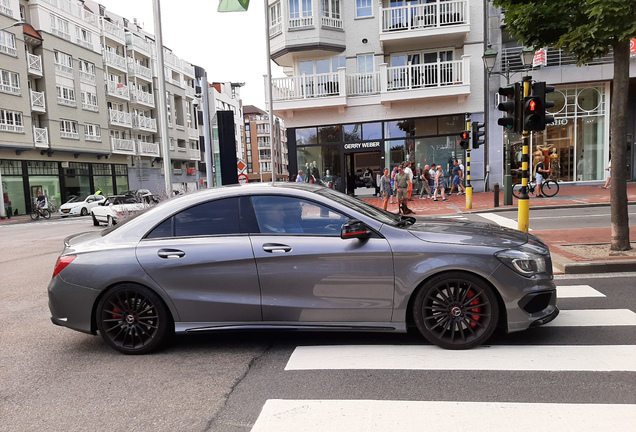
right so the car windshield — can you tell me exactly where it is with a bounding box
[315,187,403,226]
[67,195,88,203]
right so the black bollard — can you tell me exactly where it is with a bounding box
[494,183,500,208]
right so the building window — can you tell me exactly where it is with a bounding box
[269,2,282,36]
[78,60,96,82]
[0,109,24,133]
[289,0,313,27]
[56,85,76,106]
[50,14,71,40]
[0,69,20,95]
[0,0,12,17]
[60,120,79,139]
[322,0,341,22]
[0,30,17,56]
[54,51,73,76]
[84,124,101,141]
[19,4,25,20]
[356,0,373,18]
[81,91,98,111]
[75,27,93,49]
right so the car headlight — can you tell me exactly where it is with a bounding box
[495,247,547,276]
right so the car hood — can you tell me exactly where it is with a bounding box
[60,202,82,209]
[406,219,528,247]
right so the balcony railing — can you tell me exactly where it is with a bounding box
[54,62,73,77]
[190,148,201,161]
[102,50,127,71]
[269,19,282,37]
[111,137,135,154]
[51,28,72,41]
[0,122,24,133]
[500,46,615,71]
[137,141,160,157]
[100,17,125,42]
[60,130,79,139]
[321,16,342,29]
[27,53,43,76]
[33,127,49,148]
[387,60,464,90]
[130,89,155,107]
[126,33,152,55]
[127,61,153,80]
[289,14,313,29]
[106,81,130,99]
[272,71,340,100]
[30,90,46,112]
[82,102,98,112]
[57,95,76,107]
[187,127,199,140]
[0,81,20,95]
[380,0,467,33]
[85,133,101,142]
[79,70,96,83]
[108,109,132,127]
[133,115,157,132]
[42,0,97,27]
[346,72,382,96]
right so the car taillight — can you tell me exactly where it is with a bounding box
[52,255,76,278]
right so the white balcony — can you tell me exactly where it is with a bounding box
[108,108,132,127]
[185,85,195,98]
[272,71,343,101]
[60,130,79,140]
[100,17,125,43]
[57,95,76,107]
[102,50,127,72]
[27,53,43,76]
[54,62,73,77]
[126,33,152,56]
[133,115,157,132]
[289,14,313,29]
[189,148,201,161]
[82,102,99,112]
[110,137,135,155]
[0,122,24,133]
[0,81,20,95]
[80,70,96,83]
[106,81,130,100]
[33,127,49,148]
[30,90,46,113]
[127,61,153,80]
[187,127,199,140]
[137,141,160,157]
[130,89,155,107]
[85,133,101,142]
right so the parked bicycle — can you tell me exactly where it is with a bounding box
[512,177,560,198]
[30,204,51,220]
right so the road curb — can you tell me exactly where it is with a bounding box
[561,260,636,274]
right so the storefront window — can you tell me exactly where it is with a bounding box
[297,145,340,188]
[1,175,26,215]
[318,125,341,143]
[438,115,465,135]
[296,127,318,145]
[363,122,382,140]
[28,175,61,210]
[62,162,91,198]
[385,119,413,139]
[344,123,362,142]
[387,139,406,167]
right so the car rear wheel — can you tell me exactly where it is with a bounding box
[107,216,115,226]
[80,207,88,216]
[96,284,171,355]
[413,272,499,350]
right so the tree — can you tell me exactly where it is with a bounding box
[492,0,635,250]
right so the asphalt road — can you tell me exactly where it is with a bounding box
[1,217,634,431]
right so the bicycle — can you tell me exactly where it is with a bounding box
[30,204,51,220]
[512,177,559,198]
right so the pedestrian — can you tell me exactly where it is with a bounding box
[449,160,466,195]
[601,160,611,189]
[390,165,399,204]
[419,164,432,198]
[403,161,414,201]
[296,170,304,182]
[395,165,415,214]
[432,165,448,202]
[534,156,551,197]
[380,168,392,211]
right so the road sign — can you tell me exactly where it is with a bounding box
[237,159,246,174]
[238,173,248,184]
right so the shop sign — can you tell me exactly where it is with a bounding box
[343,141,381,150]
[548,118,569,127]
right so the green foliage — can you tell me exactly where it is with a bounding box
[492,0,636,64]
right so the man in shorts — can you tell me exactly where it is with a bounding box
[395,165,414,215]
[449,160,466,195]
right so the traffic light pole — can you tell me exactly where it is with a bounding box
[518,76,532,232]
[465,119,472,209]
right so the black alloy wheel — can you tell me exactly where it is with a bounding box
[80,207,88,216]
[96,284,171,354]
[413,272,499,350]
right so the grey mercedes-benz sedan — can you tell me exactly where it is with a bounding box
[48,182,558,354]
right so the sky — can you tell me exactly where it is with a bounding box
[97,0,284,109]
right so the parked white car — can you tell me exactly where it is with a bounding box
[59,195,106,217]
[90,195,148,226]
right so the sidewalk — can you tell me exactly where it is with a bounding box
[363,182,636,274]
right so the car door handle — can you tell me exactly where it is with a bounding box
[157,249,186,259]
[262,243,292,253]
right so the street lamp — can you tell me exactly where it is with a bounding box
[483,45,534,205]
[0,21,24,219]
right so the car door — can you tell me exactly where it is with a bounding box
[249,195,395,323]
[136,197,262,323]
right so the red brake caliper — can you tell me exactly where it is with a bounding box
[466,290,481,328]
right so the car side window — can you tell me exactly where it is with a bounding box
[146,197,241,238]
[251,196,348,235]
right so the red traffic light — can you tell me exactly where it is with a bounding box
[528,99,538,112]
[460,131,469,140]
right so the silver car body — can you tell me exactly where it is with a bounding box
[49,183,557,349]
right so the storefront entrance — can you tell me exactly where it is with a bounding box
[345,150,382,197]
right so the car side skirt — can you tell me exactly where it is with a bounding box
[176,322,407,333]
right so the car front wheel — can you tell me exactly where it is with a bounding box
[91,213,100,226]
[80,207,88,216]
[413,272,499,350]
[96,284,171,355]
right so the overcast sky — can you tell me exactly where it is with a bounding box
[97,0,284,109]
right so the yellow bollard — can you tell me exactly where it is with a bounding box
[466,186,473,209]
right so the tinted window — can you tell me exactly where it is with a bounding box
[174,198,240,236]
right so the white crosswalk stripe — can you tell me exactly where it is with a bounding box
[252,400,636,432]
[478,212,531,230]
[251,282,636,431]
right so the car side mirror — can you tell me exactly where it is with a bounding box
[341,219,371,240]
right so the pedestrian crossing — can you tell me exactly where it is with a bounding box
[248,283,636,431]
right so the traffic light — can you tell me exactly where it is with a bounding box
[497,83,521,133]
[472,121,485,149]
[459,130,470,150]
[533,81,555,130]
[523,94,542,131]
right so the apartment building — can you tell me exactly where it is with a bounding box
[243,104,288,182]
[268,0,484,195]
[0,0,200,216]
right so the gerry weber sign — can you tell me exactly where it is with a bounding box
[344,141,381,150]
